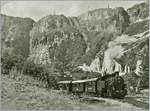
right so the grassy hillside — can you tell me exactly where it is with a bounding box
[2,73,140,110]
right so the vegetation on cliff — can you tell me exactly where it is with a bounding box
[1,14,35,58]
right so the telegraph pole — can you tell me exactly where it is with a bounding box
[87,6,89,31]
[107,0,109,9]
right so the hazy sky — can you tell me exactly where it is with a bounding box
[1,1,146,21]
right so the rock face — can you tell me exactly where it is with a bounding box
[118,2,149,72]
[78,57,101,73]
[127,2,149,23]
[2,1,148,78]
[29,15,86,67]
[28,2,148,76]
[101,12,149,73]
[76,7,130,67]
[135,60,143,76]
[1,14,35,58]
[78,7,130,34]
[98,2,149,75]
[1,15,34,58]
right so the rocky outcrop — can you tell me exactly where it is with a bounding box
[135,60,143,76]
[116,30,149,71]
[1,14,35,58]
[78,7,130,34]
[117,1,149,72]
[124,19,149,36]
[2,1,147,78]
[127,2,149,23]
[76,7,130,67]
[78,57,101,73]
[29,15,87,66]
[102,28,149,74]
[99,2,149,75]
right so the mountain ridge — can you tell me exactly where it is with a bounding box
[1,2,149,78]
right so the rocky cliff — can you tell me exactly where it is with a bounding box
[78,7,130,33]
[127,2,149,23]
[1,2,148,77]
[76,6,130,67]
[29,15,87,72]
[1,14,35,58]
[28,2,148,76]
[75,2,149,76]
[28,6,131,71]
[101,2,149,76]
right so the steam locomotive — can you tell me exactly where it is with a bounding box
[100,72,127,98]
[58,72,127,99]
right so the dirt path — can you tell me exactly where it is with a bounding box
[85,95,149,110]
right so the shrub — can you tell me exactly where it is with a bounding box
[9,67,23,81]
[140,69,149,88]
[23,60,38,77]
[123,69,149,94]
[22,60,59,89]
[1,54,24,74]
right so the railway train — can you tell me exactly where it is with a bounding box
[58,71,127,99]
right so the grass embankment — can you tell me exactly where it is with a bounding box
[1,73,143,110]
[2,74,86,110]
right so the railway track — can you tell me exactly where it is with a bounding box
[84,96,149,109]
[120,97,149,109]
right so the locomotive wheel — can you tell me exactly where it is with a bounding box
[101,88,127,99]
[111,89,127,99]
[111,76,127,99]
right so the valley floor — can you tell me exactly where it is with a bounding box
[1,74,149,111]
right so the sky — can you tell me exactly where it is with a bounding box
[1,1,146,21]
